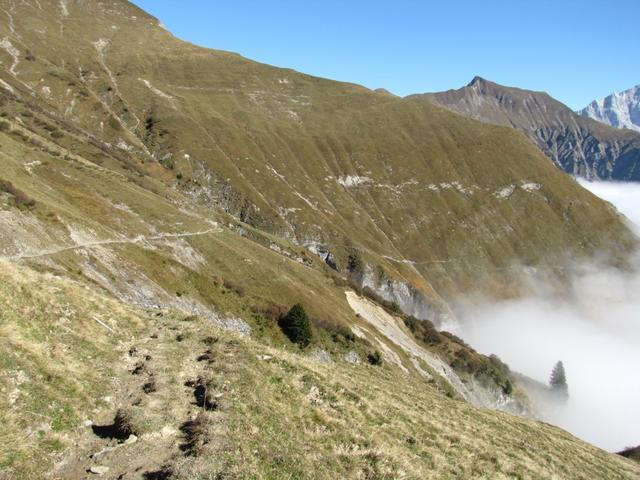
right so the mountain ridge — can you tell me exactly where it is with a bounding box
[411,77,640,181]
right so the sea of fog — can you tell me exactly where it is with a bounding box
[454,179,640,452]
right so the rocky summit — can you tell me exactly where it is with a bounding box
[578,84,640,133]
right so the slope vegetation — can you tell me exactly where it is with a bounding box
[0,0,634,314]
[0,2,637,477]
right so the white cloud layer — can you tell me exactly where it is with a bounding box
[578,178,640,231]
[454,180,640,452]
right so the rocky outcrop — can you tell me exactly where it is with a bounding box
[359,265,446,322]
[534,126,640,180]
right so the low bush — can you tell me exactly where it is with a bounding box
[0,179,36,209]
[450,348,513,394]
[223,278,245,297]
[331,327,356,344]
[346,252,364,275]
[403,315,442,345]
[440,331,469,348]
[401,312,514,394]
[250,302,288,323]
[367,350,383,366]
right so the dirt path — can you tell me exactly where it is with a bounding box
[53,313,235,479]
[0,227,221,262]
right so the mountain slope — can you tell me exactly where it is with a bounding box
[0,1,638,478]
[578,84,640,133]
[412,77,640,181]
[0,0,634,315]
[2,260,639,479]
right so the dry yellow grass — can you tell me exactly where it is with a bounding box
[1,261,638,479]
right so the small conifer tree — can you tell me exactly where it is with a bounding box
[549,360,569,398]
[279,303,313,348]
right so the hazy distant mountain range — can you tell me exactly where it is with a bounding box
[578,85,640,133]
[412,77,640,181]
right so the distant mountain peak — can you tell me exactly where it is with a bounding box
[578,84,640,133]
[468,76,487,87]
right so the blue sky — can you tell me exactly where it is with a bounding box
[131,0,639,110]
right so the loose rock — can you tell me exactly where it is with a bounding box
[89,465,109,475]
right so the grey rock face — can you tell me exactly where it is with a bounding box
[578,85,640,133]
[307,348,334,364]
[343,351,361,364]
[359,265,446,323]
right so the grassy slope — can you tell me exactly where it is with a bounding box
[0,119,637,477]
[1,261,639,480]
[0,2,637,478]
[0,115,362,338]
[0,97,512,395]
[0,0,635,306]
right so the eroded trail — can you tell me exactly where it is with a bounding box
[54,312,238,479]
[0,227,221,262]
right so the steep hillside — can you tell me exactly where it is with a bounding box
[2,261,639,479]
[0,1,638,478]
[413,77,640,181]
[0,0,634,316]
[0,83,526,414]
[578,84,640,133]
